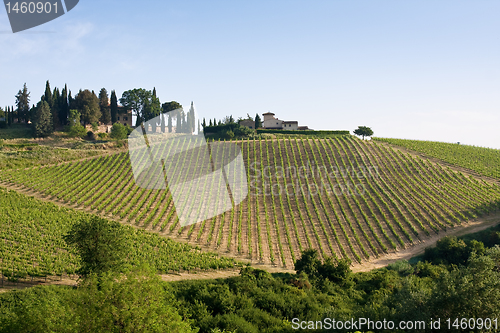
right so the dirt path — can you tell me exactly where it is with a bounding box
[351,211,500,272]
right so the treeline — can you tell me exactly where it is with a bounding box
[1,82,196,138]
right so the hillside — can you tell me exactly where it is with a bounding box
[0,188,239,280]
[1,136,499,269]
[374,137,500,179]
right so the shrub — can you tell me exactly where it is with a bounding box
[97,132,107,139]
[110,123,128,140]
[91,122,98,132]
[68,125,87,138]
[0,121,7,129]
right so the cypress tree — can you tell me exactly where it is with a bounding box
[51,87,61,129]
[33,101,53,137]
[255,113,262,129]
[42,80,52,107]
[7,106,11,126]
[15,83,30,124]
[99,88,111,124]
[110,90,118,123]
[60,84,69,126]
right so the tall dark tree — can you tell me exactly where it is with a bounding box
[68,90,76,110]
[59,84,69,126]
[75,89,101,125]
[15,83,30,124]
[255,113,262,129]
[7,106,11,125]
[202,117,206,128]
[110,90,118,123]
[143,87,161,132]
[209,118,212,127]
[42,80,52,107]
[98,88,111,124]
[33,101,53,137]
[51,87,61,129]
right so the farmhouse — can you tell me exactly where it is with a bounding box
[262,112,306,130]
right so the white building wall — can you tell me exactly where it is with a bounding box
[282,122,298,130]
[263,118,283,128]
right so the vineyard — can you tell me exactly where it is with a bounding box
[0,188,239,280]
[374,138,500,179]
[1,136,500,268]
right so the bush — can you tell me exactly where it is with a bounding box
[91,122,98,132]
[68,125,87,138]
[0,121,6,129]
[110,122,128,140]
[97,132,107,139]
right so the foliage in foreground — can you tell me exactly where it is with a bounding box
[0,265,196,333]
[2,230,500,332]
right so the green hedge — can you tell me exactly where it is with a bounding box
[256,129,350,135]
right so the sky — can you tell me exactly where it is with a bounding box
[1,0,499,148]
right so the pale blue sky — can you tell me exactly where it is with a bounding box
[1,1,499,147]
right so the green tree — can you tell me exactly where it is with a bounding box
[353,126,374,140]
[98,88,111,124]
[75,89,101,125]
[110,122,128,140]
[52,87,61,129]
[78,265,197,333]
[68,90,76,110]
[64,215,133,277]
[67,109,86,137]
[120,88,152,126]
[59,84,69,126]
[254,114,262,129]
[110,90,118,123]
[33,101,53,138]
[294,249,321,278]
[42,80,52,107]
[144,87,161,132]
[15,83,30,124]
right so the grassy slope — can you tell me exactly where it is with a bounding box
[374,137,500,179]
[0,188,240,279]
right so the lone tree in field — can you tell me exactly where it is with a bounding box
[64,216,133,276]
[353,126,374,140]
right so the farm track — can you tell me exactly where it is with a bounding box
[1,137,500,271]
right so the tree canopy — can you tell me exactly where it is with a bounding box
[75,89,101,125]
[33,101,53,138]
[64,215,133,277]
[353,126,374,140]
